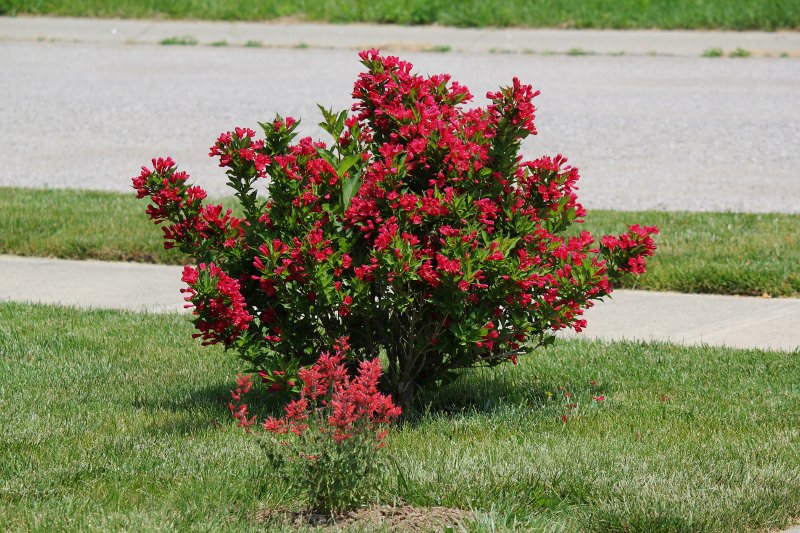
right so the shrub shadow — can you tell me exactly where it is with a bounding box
[131,363,608,433]
[404,365,607,423]
[133,381,289,435]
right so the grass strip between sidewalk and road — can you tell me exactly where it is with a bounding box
[2,0,799,31]
[2,186,798,298]
[1,302,798,530]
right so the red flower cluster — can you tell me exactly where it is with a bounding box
[229,373,256,429]
[600,224,659,275]
[181,263,252,346]
[262,338,401,446]
[132,157,245,252]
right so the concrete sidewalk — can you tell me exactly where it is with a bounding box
[1,255,798,352]
[2,15,799,57]
[0,254,186,314]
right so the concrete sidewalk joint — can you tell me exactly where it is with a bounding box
[1,16,799,57]
[1,255,798,352]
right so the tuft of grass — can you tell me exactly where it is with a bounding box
[3,0,798,31]
[245,39,263,47]
[0,302,799,531]
[567,47,593,56]
[0,188,799,297]
[159,35,198,46]
[729,47,751,57]
[209,39,228,46]
[422,44,451,53]
[702,47,724,57]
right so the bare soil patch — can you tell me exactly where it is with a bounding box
[257,504,472,531]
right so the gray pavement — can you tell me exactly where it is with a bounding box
[1,18,799,212]
[0,254,186,313]
[578,289,800,352]
[2,255,798,352]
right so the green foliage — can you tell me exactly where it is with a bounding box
[263,433,388,513]
[158,35,198,45]
[702,47,724,57]
[567,47,593,56]
[3,0,798,30]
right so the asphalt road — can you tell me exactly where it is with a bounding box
[2,41,799,212]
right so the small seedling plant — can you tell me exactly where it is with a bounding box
[228,337,401,513]
[134,49,657,407]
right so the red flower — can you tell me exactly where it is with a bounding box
[181,263,252,346]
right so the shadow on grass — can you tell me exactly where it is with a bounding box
[133,380,290,435]
[133,352,609,433]
[405,364,606,422]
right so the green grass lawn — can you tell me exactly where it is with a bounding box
[1,187,798,297]
[0,187,184,265]
[1,303,798,531]
[2,0,798,30]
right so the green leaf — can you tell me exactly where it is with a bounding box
[315,148,337,168]
[336,109,347,134]
[342,174,361,209]
[317,104,333,123]
[337,154,362,178]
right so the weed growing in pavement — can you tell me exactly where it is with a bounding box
[159,35,198,46]
[702,47,724,57]
[567,47,594,56]
[423,44,451,52]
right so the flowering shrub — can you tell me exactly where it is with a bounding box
[134,49,657,407]
[228,338,401,513]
